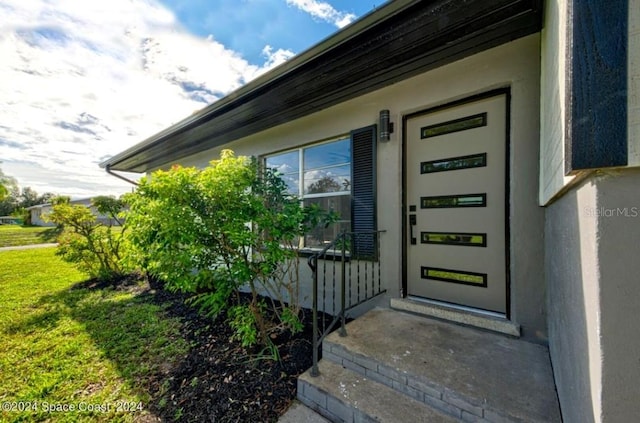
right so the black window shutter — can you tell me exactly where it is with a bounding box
[350,125,377,259]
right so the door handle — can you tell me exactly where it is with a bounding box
[409,214,417,245]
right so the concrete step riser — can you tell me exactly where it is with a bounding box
[323,341,521,423]
[297,359,459,423]
[297,378,374,423]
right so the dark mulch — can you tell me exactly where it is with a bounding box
[80,275,334,423]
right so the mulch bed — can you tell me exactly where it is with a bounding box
[81,275,333,422]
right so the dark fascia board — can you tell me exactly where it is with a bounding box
[103,0,542,173]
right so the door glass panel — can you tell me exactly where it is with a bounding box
[421,267,487,287]
[421,232,486,247]
[421,194,486,208]
[420,113,487,139]
[421,153,486,174]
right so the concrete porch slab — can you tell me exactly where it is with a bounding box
[324,307,561,422]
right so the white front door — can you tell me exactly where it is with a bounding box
[405,93,508,314]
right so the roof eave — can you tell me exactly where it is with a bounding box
[99,0,419,171]
[102,0,543,173]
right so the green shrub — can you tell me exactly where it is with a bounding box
[47,196,130,280]
[125,150,335,351]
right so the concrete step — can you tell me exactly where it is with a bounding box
[298,359,458,422]
[322,307,561,423]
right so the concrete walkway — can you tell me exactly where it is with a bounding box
[278,401,330,423]
[0,243,58,251]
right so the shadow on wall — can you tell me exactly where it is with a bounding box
[545,177,597,423]
[595,169,640,420]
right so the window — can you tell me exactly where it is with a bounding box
[264,125,377,254]
[266,137,351,248]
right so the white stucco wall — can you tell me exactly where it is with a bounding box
[597,169,640,421]
[547,169,640,423]
[545,178,602,422]
[167,34,546,341]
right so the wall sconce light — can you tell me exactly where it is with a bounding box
[379,109,394,142]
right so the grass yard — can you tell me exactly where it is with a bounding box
[0,225,61,247]
[0,248,188,422]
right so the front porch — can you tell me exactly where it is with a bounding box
[290,307,561,422]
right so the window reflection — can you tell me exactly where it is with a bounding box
[266,151,299,194]
[304,165,351,194]
[303,196,351,248]
[265,137,351,248]
[303,139,350,170]
[266,151,299,173]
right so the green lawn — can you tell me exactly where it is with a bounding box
[0,248,189,422]
[0,225,61,247]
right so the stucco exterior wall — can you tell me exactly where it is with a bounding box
[596,169,640,421]
[545,178,601,423]
[544,2,640,421]
[174,34,546,342]
[546,169,640,422]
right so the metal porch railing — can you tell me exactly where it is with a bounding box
[308,230,386,377]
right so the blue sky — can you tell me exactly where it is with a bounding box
[0,0,383,198]
[159,0,368,63]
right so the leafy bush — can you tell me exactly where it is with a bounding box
[125,150,335,351]
[47,196,130,280]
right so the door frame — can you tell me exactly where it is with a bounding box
[401,88,512,318]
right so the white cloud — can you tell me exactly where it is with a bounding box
[260,45,296,70]
[0,0,293,198]
[286,0,356,28]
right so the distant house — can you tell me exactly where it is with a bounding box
[27,198,118,227]
[0,216,19,225]
[27,203,56,226]
[100,1,639,421]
